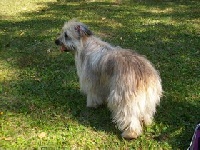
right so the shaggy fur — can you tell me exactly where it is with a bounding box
[55,19,162,139]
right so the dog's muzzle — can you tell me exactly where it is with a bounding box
[55,39,68,52]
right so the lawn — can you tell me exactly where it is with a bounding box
[0,0,199,149]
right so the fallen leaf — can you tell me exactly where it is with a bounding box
[5,137,13,141]
[38,132,46,138]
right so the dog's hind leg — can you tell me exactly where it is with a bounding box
[109,103,143,139]
[107,89,144,139]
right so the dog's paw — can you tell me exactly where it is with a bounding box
[143,115,153,126]
[86,104,98,108]
[121,130,138,140]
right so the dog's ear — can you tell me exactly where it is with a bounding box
[75,25,92,37]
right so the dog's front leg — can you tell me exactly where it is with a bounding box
[86,92,103,108]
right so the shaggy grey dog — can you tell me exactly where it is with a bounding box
[55,19,162,139]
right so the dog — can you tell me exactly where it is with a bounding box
[55,19,162,139]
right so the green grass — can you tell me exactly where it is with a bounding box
[0,0,199,149]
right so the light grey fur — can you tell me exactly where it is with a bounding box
[55,19,163,139]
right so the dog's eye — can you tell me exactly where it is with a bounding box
[65,32,68,38]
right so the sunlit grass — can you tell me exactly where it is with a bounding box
[0,0,56,17]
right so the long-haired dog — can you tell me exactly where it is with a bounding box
[55,19,162,139]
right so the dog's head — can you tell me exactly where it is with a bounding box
[55,19,93,52]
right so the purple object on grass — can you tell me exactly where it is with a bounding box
[188,124,200,150]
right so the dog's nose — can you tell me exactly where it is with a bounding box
[55,39,61,45]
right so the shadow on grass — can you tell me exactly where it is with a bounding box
[154,96,200,148]
[0,0,199,149]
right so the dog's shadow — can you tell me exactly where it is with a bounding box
[64,90,122,139]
